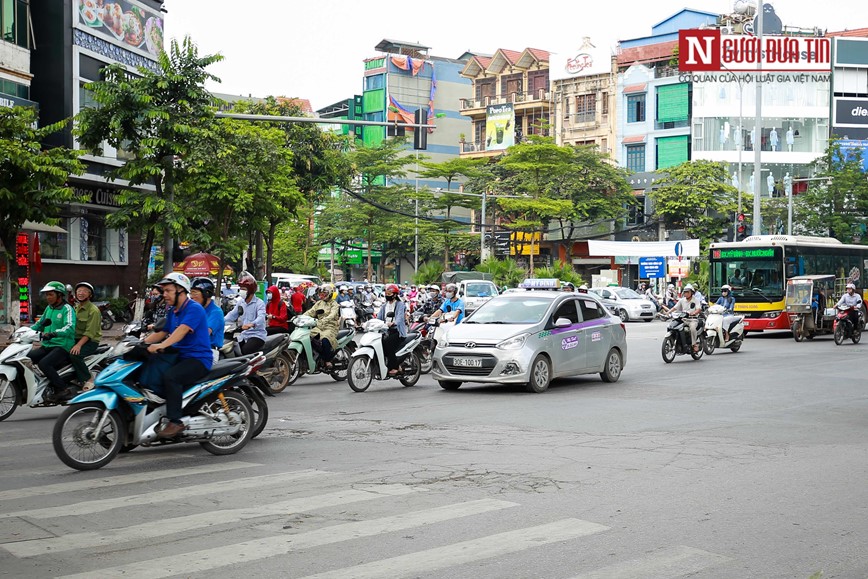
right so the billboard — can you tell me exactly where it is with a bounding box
[485,103,515,151]
[549,38,610,82]
[678,30,831,73]
[77,0,165,58]
[833,97,868,129]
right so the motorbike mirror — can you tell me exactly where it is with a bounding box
[153,317,167,332]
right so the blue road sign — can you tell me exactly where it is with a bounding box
[639,256,666,278]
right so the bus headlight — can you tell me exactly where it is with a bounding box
[761,311,781,318]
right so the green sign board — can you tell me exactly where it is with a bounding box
[712,248,776,259]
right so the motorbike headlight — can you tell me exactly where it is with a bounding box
[497,333,529,350]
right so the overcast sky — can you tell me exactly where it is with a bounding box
[164,1,855,110]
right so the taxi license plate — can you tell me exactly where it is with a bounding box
[452,357,482,367]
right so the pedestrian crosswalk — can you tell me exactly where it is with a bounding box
[0,461,731,578]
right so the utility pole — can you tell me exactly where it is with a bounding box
[752,6,764,236]
[161,155,174,276]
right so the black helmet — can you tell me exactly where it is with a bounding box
[190,277,215,299]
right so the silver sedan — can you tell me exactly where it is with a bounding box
[432,291,627,393]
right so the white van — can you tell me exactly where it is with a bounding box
[271,273,322,292]
[457,280,499,315]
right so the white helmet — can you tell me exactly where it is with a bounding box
[339,285,349,292]
[668,283,675,289]
[428,284,440,292]
[156,272,192,293]
[847,283,856,290]
[682,284,695,293]
[721,284,732,292]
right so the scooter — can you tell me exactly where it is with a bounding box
[347,318,423,392]
[661,312,706,363]
[52,339,264,470]
[703,304,745,354]
[339,300,358,330]
[408,311,438,374]
[220,323,292,394]
[94,301,116,330]
[833,305,863,345]
[284,315,357,385]
[0,327,112,421]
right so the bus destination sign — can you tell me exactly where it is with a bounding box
[713,248,776,259]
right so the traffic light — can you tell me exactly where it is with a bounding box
[413,108,427,150]
[736,212,748,240]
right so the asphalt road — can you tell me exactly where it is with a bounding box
[2,321,868,578]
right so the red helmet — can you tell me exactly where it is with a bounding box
[385,284,400,295]
[238,273,258,295]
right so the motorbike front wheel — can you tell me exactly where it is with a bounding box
[418,344,434,374]
[245,386,269,439]
[852,325,862,344]
[53,403,124,470]
[703,334,717,355]
[100,312,114,331]
[399,352,421,387]
[691,336,706,360]
[661,336,676,363]
[348,356,373,392]
[200,391,254,456]
[834,322,845,345]
[0,379,19,421]
[268,352,292,393]
[792,320,805,342]
[329,345,355,382]
[284,350,304,388]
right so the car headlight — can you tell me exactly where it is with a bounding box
[497,333,529,350]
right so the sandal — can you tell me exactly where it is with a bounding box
[387,369,399,376]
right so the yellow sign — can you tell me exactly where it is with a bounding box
[735,299,785,312]
[510,232,541,256]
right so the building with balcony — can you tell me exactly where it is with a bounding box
[458,47,551,158]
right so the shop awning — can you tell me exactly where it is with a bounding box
[21,221,68,234]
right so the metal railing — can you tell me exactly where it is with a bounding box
[460,89,552,110]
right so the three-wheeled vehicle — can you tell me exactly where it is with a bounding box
[786,275,836,342]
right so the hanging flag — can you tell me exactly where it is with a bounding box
[32,233,43,273]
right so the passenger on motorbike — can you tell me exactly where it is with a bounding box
[28,281,77,401]
[69,282,102,386]
[715,284,736,313]
[379,284,408,376]
[224,273,267,355]
[429,283,465,324]
[420,284,443,316]
[672,283,703,352]
[265,285,290,335]
[302,284,340,369]
[144,273,213,438]
[190,277,224,364]
[836,283,863,330]
[336,285,353,304]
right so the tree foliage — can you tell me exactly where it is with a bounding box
[0,107,84,256]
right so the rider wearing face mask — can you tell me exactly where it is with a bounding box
[429,283,464,324]
[379,284,408,376]
[421,284,443,315]
[224,272,267,355]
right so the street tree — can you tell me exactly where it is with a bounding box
[0,106,83,260]
[75,37,222,290]
[796,141,868,241]
[649,160,738,247]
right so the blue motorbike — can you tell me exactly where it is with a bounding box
[52,339,265,471]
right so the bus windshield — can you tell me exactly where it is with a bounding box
[710,247,784,299]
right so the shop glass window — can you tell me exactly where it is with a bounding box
[627,93,645,123]
[1,0,28,48]
[364,74,384,91]
[40,221,69,260]
[86,215,108,262]
[625,144,645,173]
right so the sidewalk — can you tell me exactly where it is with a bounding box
[1,323,127,348]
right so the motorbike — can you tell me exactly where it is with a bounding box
[356,299,375,326]
[94,301,116,330]
[703,304,745,354]
[408,311,438,374]
[52,339,264,470]
[833,305,863,345]
[339,300,358,330]
[283,315,357,386]
[661,312,706,363]
[0,327,112,421]
[347,318,423,392]
[220,323,292,395]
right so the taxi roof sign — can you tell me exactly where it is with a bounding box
[519,278,560,290]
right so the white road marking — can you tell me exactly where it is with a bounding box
[3,469,328,520]
[5,484,421,557]
[0,461,260,502]
[57,499,518,579]
[570,545,730,579]
[301,518,610,579]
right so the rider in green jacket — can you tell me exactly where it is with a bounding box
[29,281,77,400]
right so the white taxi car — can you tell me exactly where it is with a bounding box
[432,289,627,393]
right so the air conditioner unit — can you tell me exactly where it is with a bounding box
[721,25,734,35]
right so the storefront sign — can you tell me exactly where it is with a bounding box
[72,184,122,208]
[15,233,30,322]
[0,94,39,110]
[833,98,868,128]
[679,30,831,73]
[485,104,515,151]
[639,257,666,278]
[76,0,164,58]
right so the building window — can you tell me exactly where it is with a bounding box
[1,0,29,49]
[601,92,609,116]
[85,214,108,262]
[627,93,645,123]
[40,221,69,260]
[364,74,384,91]
[476,79,495,101]
[0,78,28,99]
[656,83,690,129]
[563,95,570,118]
[625,144,645,173]
[627,196,646,225]
[575,94,595,123]
[656,135,690,170]
[474,121,486,147]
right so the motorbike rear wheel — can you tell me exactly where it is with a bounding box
[329,345,355,382]
[100,311,114,331]
[245,386,269,439]
[703,335,717,355]
[730,339,742,352]
[691,336,706,360]
[268,352,292,393]
[200,391,254,456]
[661,336,676,364]
[53,403,124,470]
[348,356,373,392]
[0,379,19,421]
[399,352,421,387]
[284,350,304,388]
[852,325,862,344]
[834,323,845,345]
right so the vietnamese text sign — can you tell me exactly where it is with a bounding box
[679,30,831,73]
[639,257,666,278]
[668,259,690,279]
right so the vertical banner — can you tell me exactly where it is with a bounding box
[15,233,30,322]
[485,103,515,151]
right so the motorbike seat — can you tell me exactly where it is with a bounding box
[204,359,248,380]
[402,332,421,347]
[262,334,287,352]
[336,329,354,340]
[95,344,111,355]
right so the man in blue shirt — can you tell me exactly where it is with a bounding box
[224,273,267,355]
[190,277,224,363]
[144,273,213,438]
[430,282,465,324]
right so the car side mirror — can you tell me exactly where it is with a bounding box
[554,317,572,328]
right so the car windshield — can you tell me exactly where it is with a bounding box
[615,288,642,299]
[467,298,551,324]
[465,283,496,297]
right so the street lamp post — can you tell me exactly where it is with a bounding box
[752,5,764,236]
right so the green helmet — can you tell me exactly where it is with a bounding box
[40,281,67,296]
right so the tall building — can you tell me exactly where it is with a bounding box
[30,0,166,300]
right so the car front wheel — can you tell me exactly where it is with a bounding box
[618,309,629,323]
[525,355,551,393]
